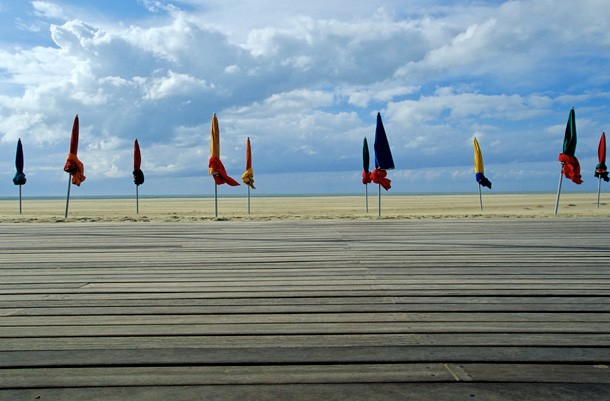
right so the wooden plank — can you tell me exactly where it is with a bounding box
[2,333,609,352]
[2,295,607,308]
[2,321,609,337]
[3,302,609,316]
[448,363,610,383]
[2,312,609,326]
[2,383,609,401]
[2,347,609,368]
[0,363,456,388]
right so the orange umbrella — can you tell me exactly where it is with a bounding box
[242,137,255,214]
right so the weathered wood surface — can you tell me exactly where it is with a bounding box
[0,218,609,400]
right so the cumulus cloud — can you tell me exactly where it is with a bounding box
[143,70,211,99]
[0,0,610,196]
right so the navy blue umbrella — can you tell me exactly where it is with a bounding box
[13,139,26,214]
[371,113,394,216]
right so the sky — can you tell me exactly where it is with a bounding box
[1,0,610,197]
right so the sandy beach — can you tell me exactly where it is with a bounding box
[0,192,608,223]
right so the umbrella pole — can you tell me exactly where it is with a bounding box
[215,183,218,218]
[19,185,22,215]
[378,183,381,217]
[597,177,602,209]
[65,174,72,218]
[478,183,483,211]
[365,184,368,213]
[554,165,564,216]
[248,186,251,215]
[136,185,139,214]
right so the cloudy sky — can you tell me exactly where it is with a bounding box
[1,0,609,197]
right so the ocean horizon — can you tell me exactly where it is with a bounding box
[0,190,589,201]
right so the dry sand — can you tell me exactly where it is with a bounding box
[1,192,609,223]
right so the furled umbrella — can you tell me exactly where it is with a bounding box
[473,137,492,210]
[241,137,255,214]
[133,139,145,214]
[370,113,395,216]
[63,114,86,218]
[208,113,240,217]
[13,138,27,214]
[362,137,372,213]
[554,108,582,215]
[595,132,608,208]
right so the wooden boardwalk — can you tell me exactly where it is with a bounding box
[0,218,609,400]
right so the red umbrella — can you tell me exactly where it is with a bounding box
[595,132,608,208]
[63,115,85,218]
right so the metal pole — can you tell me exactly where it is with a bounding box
[248,186,251,215]
[554,165,564,216]
[19,185,22,215]
[65,174,72,218]
[597,177,602,208]
[136,185,139,214]
[215,183,218,217]
[365,184,368,213]
[478,184,483,211]
[378,183,381,217]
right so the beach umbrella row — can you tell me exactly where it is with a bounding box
[10,113,253,217]
[7,110,608,217]
[359,108,606,215]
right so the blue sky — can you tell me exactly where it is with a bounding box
[1,0,610,197]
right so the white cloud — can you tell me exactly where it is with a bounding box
[1,0,610,196]
[32,1,66,20]
[143,70,210,100]
[386,88,554,128]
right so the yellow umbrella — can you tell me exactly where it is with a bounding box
[473,137,492,210]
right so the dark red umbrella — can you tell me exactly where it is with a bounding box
[64,115,86,185]
[133,139,144,186]
[133,139,145,214]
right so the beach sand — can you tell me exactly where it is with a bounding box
[0,192,608,223]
